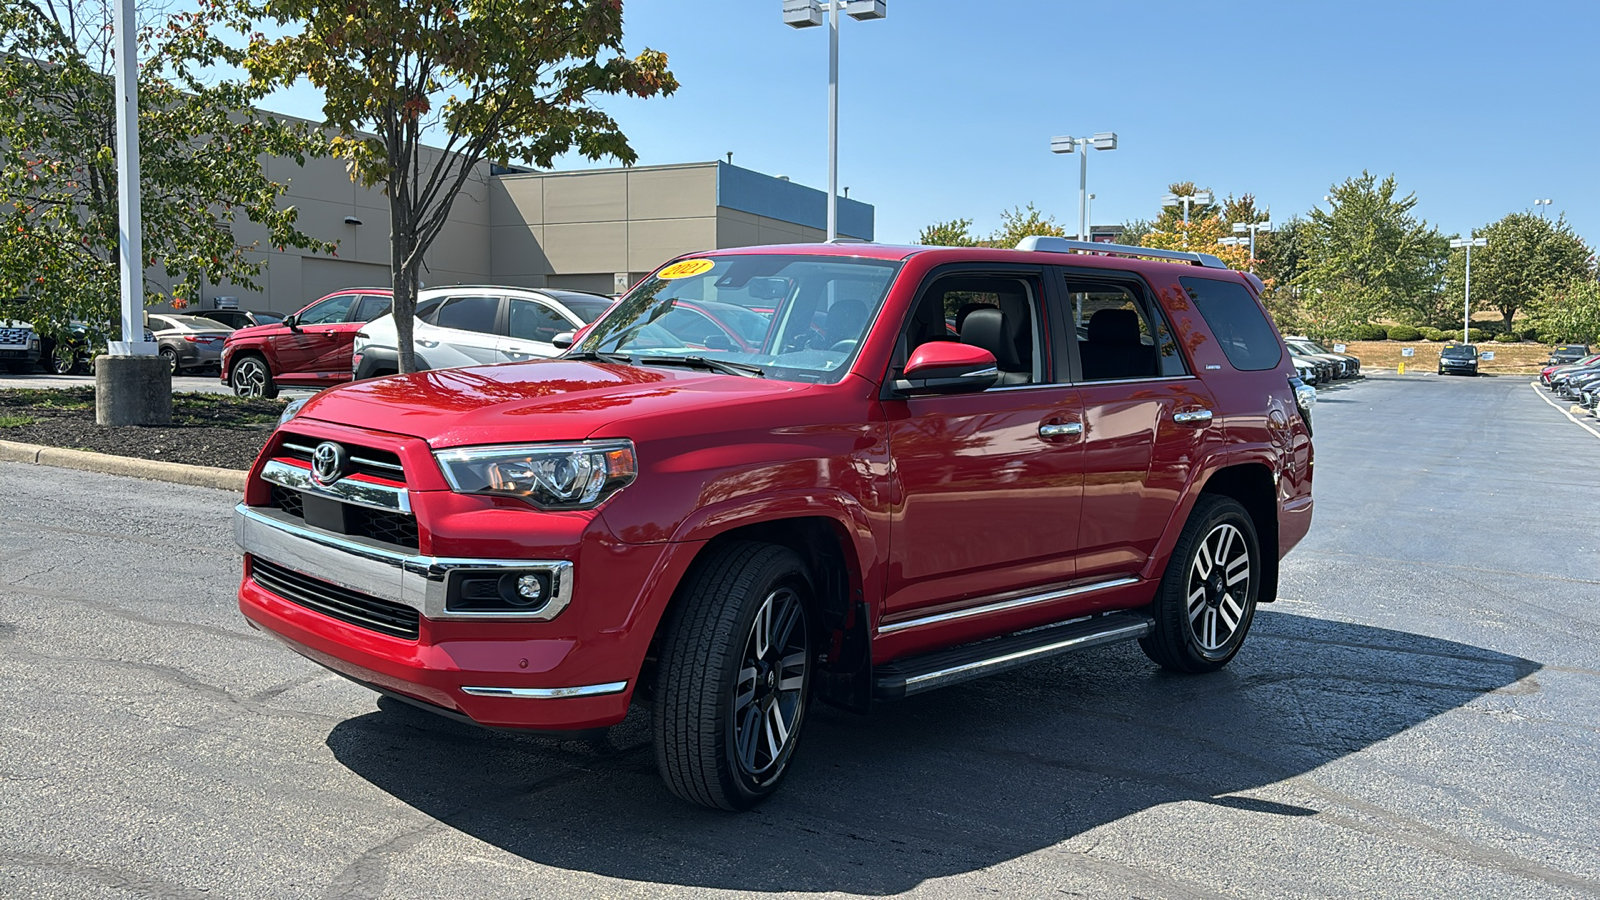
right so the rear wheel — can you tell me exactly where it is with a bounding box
[50,343,80,375]
[230,355,278,399]
[159,346,179,374]
[654,542,814,810]
[1140,495,1260,673]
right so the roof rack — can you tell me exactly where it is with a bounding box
[1014,236,1229,269]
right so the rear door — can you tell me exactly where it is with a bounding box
[1060,266,1223,582]
[418,294,503,369]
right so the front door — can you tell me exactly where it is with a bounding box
[882,268,1084,625]
[277,292,357,379]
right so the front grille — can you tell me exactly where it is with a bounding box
[271,485,304,518]
[251,558,419,640]
[0,327,30,345]
[277,436,405,483]
[350,506,419,548]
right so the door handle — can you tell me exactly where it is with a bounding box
[1038,422,1083,439]
[1173,408,1214,426]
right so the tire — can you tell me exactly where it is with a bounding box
[49,343,80,375]
[654,541,814,810]
[159,346,179,374]
[1139,495,1261,674]
[230,354,278,399]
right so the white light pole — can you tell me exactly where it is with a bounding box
[1451,236,1487,344]
[783,0,885,242]
[1051,132,1118,240]
[1232,218,1272,268]
[1161,191,1213,248]
[1087,193,1095,240]
[1534,198,1552,218]
[109,0,153,357]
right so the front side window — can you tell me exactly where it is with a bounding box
[298,295,356,326]
[1180,277,1283,372]
[507,299,569,343]
[579,254,900,384]
[898,272,1045,386]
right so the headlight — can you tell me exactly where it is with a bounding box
[434,441,637,510]
[277,397,309,428]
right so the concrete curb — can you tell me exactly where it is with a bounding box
[0,439,245,492]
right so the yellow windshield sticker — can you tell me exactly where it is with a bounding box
[657,258,715,279]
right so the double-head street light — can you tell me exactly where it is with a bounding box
[1450,236,1488,344]
[783,0,886,242]
[1534,198,1552,218]
[1161,191,1213,247]
[1051,132,1118,241]
[1232,218,1272,267]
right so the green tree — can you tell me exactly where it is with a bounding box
[987,203,1065,248]
[1528,277,1600,344]
[1152,182,1220,232]
[1443,213,1591,332]
[1117,218,1153,246]
[243,0,677,372]
[915,218,979,247]
[1299,171,1448,333]
[0,0,332,340]
[1254,216,1306,330]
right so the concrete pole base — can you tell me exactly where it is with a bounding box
[95,355,172,425]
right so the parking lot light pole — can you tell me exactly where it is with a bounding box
[1534,198,1552,218]
[1450,236,1488,344]
[1051,132,1117,241]
[1161,191,1213,248]
[783,0,886,242]
[1232,219,1272,269]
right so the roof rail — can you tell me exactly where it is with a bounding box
[1014,236,1229,269]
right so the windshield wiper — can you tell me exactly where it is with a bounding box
[636,355,765,378]
[567,349,633,365]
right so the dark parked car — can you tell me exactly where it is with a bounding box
[39,322,157,375]
[1548,344,1592,367]
[147,313,235,374]
[198,309,284,331]
[1437,344,1478,376]
[1285,337,1360,378]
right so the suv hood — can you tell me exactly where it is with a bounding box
[294,359,816,447]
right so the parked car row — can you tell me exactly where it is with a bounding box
[1543,350,1600,411]
[1,297,279,376]
[1285,337,1362,386]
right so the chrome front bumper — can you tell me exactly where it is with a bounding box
[233,504,573,621]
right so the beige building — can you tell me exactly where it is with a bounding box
[187,156,874,315]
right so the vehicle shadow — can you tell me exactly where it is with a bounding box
[324,610,1536,895]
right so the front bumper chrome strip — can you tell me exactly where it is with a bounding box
[459,681,628,700]
[260,459,413,514]
[234,504,573,622]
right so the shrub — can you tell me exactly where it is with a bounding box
[1467,327,1486,343]
[1493,331,1519,342]
[1387,325,1422,341]
[1419,327,1445,341]
[1351,323,1387,341]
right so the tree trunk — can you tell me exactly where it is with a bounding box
[1501,308,1515,333]
[390,198,419,374]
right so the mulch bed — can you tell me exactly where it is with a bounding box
[0,387,284,471]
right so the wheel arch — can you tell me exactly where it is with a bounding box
[1196,462,1279,604]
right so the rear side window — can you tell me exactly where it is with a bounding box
[434,296,500,334]
[354,295,392,322]
[1179,277,1282,372]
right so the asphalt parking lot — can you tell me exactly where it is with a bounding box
[1,372,1597,899]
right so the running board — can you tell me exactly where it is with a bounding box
[872,611,1154,701]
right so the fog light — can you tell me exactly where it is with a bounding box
[515,574,543,602]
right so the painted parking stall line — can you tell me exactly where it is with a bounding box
[1528,380,1600,441]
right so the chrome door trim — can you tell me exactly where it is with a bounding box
[878,576,1141,635]
[235,504,574,621]
[460,681,628,699]
[261,460,412,514]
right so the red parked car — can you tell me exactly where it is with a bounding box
[220,288,392,397]
[233,239,1315,809]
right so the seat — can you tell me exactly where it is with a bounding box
[1080,308,1157,380]
[823,298,869,347]
[960,308,1031,385]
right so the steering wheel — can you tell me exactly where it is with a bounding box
[827,339,858,354]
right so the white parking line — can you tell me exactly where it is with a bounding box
[1529,380,1600,441]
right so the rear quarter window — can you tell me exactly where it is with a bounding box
[1179,277,1283,372]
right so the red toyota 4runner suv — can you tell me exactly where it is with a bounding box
[234,239,1315,809]
[220,288,393,398]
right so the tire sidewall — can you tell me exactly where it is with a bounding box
[717,566,813,803]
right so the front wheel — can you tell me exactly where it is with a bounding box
[654,542,814,810]
[50,343,80,375]
[230,355,278,399]
[1139,495,1261,673]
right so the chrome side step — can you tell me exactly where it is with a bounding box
[872,611,1154,701]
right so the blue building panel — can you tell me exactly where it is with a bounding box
[715,162,874,240]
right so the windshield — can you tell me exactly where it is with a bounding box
[577,254,901,383]
[549,293,613,323]
[1442,346,1477,359]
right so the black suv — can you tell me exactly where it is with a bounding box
[1548,344,1591,366]
[1438,344,1478,376]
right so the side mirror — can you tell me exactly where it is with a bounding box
[283,314,300,331]
[551,331,575,350]
[894,342,998,396]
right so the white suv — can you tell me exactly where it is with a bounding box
[352,286,613,378]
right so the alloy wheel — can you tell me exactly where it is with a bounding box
[50,344,77,375]
[732,586,809,778]
[233,359,269,398]
[1186,522,1250,652]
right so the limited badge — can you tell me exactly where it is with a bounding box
[657,258,715,279]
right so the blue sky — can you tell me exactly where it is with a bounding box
[262,0,1600,246]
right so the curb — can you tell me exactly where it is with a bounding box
[0,439,245,492]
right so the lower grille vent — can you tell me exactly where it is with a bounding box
[251,558,419,640]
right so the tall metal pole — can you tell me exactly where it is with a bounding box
[111,0,146,353]
[1463,244,1473,344]
[1077,138,1088,241]
[826,1,839,242]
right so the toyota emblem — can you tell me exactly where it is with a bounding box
[310,441,349,486]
